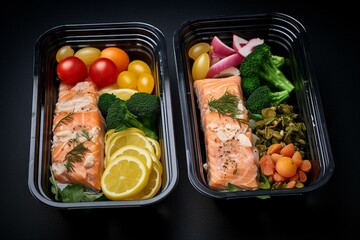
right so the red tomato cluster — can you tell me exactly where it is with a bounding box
[55,46,154,93]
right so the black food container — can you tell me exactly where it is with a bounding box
[173,12,334,199]
[29,22,178,209]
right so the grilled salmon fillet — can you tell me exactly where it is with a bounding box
[193,75,259,190]
[51,81,105,191]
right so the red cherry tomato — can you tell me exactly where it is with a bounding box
[56,56,88,84]
[89,58,119,88]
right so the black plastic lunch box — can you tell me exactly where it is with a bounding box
[173,12,335,199]
[28,22,178,209]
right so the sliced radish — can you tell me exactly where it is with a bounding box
[232,34,248,52]
[206,53,244,78]
[211,36,235,57]
[214,66,240,78]
[238,38,264,57]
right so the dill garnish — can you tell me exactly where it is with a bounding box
[208,91,242,119]
[53,112,75,130]
[65,143,90,172]
[70,129,93,143]
[81,129,92,141]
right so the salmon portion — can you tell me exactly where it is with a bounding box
[193,76,259,190]
[55,81,99,113]
[194,75,246,129]
[51,80,105,191]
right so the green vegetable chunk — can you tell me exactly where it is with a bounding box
[240,43,294,93]
[245,85,289,114]
[126,92,160,134]
[106,97,158,140]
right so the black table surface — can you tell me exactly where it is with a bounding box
[1,1,358,239]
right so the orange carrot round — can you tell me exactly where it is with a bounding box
[286,180,296,188]
[259,154,275,176]
[297,169,308,182]
[280,143,295,157]
[299,160,312,172]
[271,153,282,164]
[267,143,283,155]
[273,172,287,182]
[275,156,297,178]
[292,151,303,167]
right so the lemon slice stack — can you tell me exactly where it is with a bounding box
[98,87,138,100]
[100,128,162,200]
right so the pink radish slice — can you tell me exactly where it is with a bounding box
[209,51,225,60]
[214,67,240,78]
[211,36,235,57]
[232,34,248,52]
[206,52,244,78]
[238,38,264,57]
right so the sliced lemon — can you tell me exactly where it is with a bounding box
[101,155,150,200]
[99,88,138,100]
[105,128,147,161]
[98,83,119,96]
[107,132,155,159]
[105,129,116,143]
[105,128,145,147]
[108,145,153,170]
[149,151,163,176]
[146,136,161,160]
[126,161,162,200]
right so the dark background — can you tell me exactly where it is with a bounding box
[1,0,358,239]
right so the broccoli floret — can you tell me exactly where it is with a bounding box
[106,98,158,140]
[241,74,261,99]
[126,92,160,134]
[271,55,285,68]
[245,85,290,114]
[240,43,294,93]
[98,93,118,117]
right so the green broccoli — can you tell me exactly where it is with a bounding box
[245,85,290,114]
[106,98,158,140]
[271,55,285,68]
[98,93,118,117]
[240,43,294,93]
[241,74,261,99]
[126,92,160,134]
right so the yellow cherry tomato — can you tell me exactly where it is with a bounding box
[188,42,211,60]
[128,60,151,77]
[192,52,210,80]
[137,73,154,93]
[56,45,74,62]
[74,47,101,65]
[117,71,138,89]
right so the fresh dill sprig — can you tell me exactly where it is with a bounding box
[208,91,242,119]
[65,143,89,172]
[69,129,93,143]
[53,111,75,130]
[81,129,92,141]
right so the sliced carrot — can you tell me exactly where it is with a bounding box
[280,143,295,157]
[286,180,296,188]
[299,160,312,172]
[298,169,307,182]
[289,173,299,181]
[259,154,275,176]
[271,153,282,164]
[267,143,283,155]
[292,151,303,167]
[273,172,287,182]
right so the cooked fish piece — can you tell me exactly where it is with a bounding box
[193,76,259,190]
[51,80,105,191]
